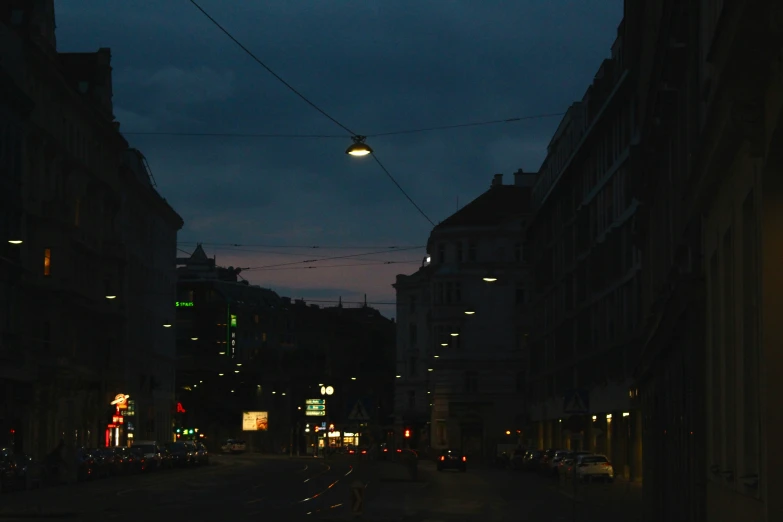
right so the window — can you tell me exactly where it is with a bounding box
[514,243,522,262]
[43,248,51,276]
[516,284,526,305]
[409,296,417,313]
[516,371,526,392]
[409,357,417,377]
[253,314,260,324]
[407,390,415,409]
[455,282,462,302]
[445,283,453,303]
[467,243,477,261]
[456,243,463,262]
[464,371,478,393]
[437,244,445,263]
[74,199,81,227]
[409,324,418,346]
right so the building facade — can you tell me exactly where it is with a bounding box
[0,1,183,464]
[524,22,643,480]
[117,149,183,446]
[699,4,783,519]
[0,16,34,451]
[395,172,534,457]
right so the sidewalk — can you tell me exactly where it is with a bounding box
[554,475,643,522]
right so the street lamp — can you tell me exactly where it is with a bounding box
[7,240,22,245]
[464,309,476,315]
[105,295,117,300]
[163,324,172,328]
[345,135,373,157]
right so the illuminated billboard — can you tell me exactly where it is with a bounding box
[242,411,269,431]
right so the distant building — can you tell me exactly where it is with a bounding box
[394,172,533,457]
[175,246,285,448]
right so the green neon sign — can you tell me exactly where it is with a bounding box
[176,301,194,307]
[230,314,237,327]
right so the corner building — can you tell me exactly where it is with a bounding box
[395,172,534,458]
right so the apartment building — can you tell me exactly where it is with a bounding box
[524,22,643,479]
[395,172,534,456]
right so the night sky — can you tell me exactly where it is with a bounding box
[55,1,622,317]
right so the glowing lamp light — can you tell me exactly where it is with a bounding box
[162,324,172,328]
[450,332,459,337]
[395,375,401,379]
[105,295,117,300]
[464,309,476,315]
[440,342,448,346]
[345,135,373,157]
[8,240,23,245]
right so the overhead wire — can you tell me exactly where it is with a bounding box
[372,154,435,226]
[177,241,423,250]
[186,0,434,227]
[121,131,347,138]
[254,260,421,271]
[296,299,396,306]
[188,0,357,136]
[120,112,565,139]
[242,246,425,270]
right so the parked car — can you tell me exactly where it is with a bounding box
[573,454,614,482]
[221,439,247,454]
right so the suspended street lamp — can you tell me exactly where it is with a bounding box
[345,135,373,157]
[464,308,476,315]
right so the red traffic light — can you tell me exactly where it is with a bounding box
[404,429,411,438]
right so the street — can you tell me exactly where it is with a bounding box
[0,453,366,521]
[0,455,642,522]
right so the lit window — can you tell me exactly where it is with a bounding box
[43,248,51,276]
[74,199,81,227]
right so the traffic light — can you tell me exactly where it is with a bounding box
[404,428,411,438]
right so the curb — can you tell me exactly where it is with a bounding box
[0,512,77,519]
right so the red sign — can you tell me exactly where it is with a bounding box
[176,402,186,413]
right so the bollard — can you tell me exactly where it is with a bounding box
[351,480,365,517]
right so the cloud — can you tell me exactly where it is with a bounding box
[55,0,624,318]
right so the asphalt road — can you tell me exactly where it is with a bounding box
[0,456,642,522]
[0,453,369,522]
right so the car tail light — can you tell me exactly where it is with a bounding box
[361,450,367,454]
[396,449,402,453]
[383,448,388,452]
[462,456,466,462]
[440,456,445,461]
[604,462,612,467]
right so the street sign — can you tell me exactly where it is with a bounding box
[306,399,325,405]
[306,404,325,411]
[351,480,364,514]
[347,398,371,421]
[563,389,590,414]
[306,410,326,417]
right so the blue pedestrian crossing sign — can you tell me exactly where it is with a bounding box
[563,389,589,414]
